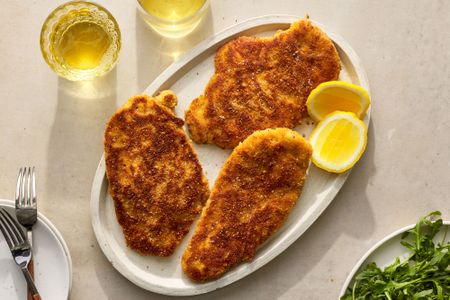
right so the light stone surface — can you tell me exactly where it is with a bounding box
[1,0,449,299]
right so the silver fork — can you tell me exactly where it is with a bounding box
[15,167,37,299]
[0,208,41,299]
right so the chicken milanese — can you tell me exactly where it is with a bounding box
[185,18,341,149]
[104,91,209,256]
[182,128,312,281]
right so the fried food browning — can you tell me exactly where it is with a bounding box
[185,18,341,149]
[182,128,312,281]
[104,91,209,256]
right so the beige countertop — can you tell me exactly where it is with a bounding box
[1,0,449,299]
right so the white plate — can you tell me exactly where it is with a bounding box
[91,15,370,296]
[0,199,72,300]
[340,221,450,297]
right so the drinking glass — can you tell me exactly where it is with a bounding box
[40,1,121,81]
[137,0,209,38]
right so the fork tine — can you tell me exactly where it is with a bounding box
[31,167,37,206]
[0,209,26,244]
[0,209,20,246]
[26,167,31,206]
[20,167,26,207]
[15,167,23,209]
[0,211,14,249]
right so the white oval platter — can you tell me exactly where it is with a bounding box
[339,221,450,298]
[91,15,370,296]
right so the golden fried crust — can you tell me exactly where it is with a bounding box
[185,18,341,149]
[182,128,312,281]
[104,91,210,256]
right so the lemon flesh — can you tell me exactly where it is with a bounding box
[309,111,367,173]
[306,81,370,122]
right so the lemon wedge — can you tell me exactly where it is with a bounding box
[306,81,370,122]
[309,111,367,173]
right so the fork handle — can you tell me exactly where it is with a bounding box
[21,268,41,300]
[27,257,35,300]
[26,229,35,300]
[32,294,40,300]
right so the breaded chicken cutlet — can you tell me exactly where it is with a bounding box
[185,18,341,149]
[182,128,312,281]
[104,91,209,256]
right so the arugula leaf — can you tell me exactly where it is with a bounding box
[342,212,450,299]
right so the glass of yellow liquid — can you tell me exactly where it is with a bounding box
[137,0,209,38]
[40,1,121,81]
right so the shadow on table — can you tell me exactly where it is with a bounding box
[45,70,117,210]
[92,120,376,299]
[135,5,214,92]
[45,70,117,299]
